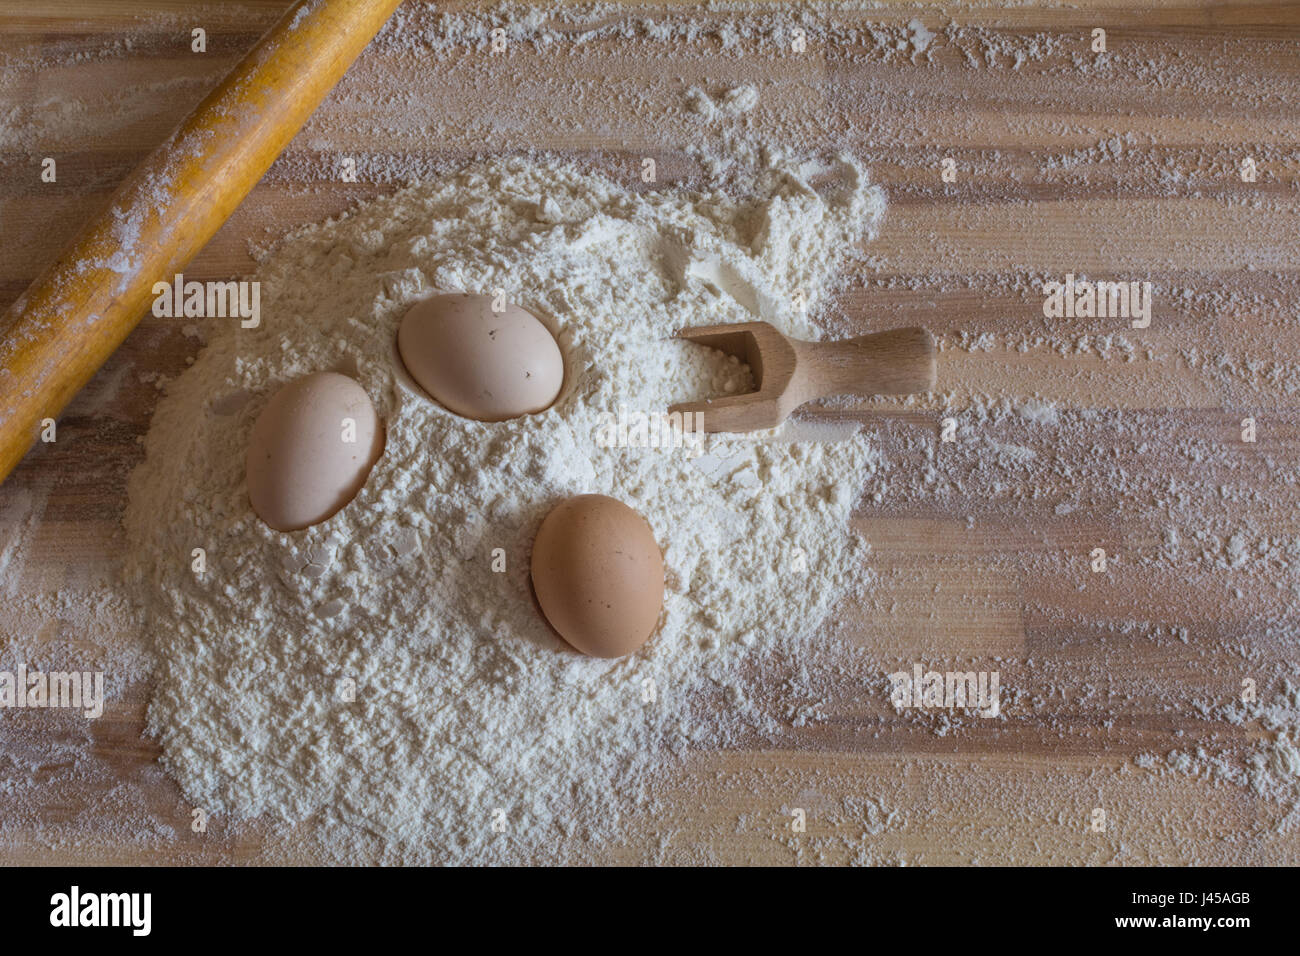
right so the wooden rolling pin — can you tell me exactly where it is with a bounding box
[0,0,404,485]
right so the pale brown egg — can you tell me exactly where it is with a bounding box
[530,494,665,658]
[397,292,564,422]
[245,371,384,532]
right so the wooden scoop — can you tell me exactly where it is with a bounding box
[669,322,937,432]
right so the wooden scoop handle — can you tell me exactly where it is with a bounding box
[792,327,937,402]
[0,0,403,486]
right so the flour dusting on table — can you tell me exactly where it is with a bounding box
[2,0,1297,866]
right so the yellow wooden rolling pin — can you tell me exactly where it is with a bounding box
[0,0,404,485]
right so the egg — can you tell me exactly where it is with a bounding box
[397,292,563,422]
[530,494,665,658]
[245,371,384,532]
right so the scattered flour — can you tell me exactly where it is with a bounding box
[905,19,935,58]
[123,150,886,863]
[1250,681,1300,832]
[2,0,1296,865]
[686,84,760,121]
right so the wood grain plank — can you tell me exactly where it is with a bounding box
[1,0,1297,865]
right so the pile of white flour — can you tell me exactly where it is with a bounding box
[124,149,886,863]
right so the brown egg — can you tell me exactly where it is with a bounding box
[530,494,665,658]
[397,292,564,422]
[245,371,383,532]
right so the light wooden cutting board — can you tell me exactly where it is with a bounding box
[1,0,1298,864]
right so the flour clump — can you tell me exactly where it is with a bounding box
[124,150,886,863]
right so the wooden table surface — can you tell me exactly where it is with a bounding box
[1,0,1298,865]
